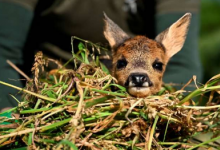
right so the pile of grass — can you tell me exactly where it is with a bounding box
[0,37,220,150]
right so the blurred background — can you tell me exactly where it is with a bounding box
[200,0,220,82]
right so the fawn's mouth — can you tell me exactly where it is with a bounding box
[128,86,151,97]
[127,81,153,97]
[124,73,153,97]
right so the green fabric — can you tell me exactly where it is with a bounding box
[0,2,34,109]
[155,13,203,89]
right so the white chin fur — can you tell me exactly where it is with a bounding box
[128,87,150,97]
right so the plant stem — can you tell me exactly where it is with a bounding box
[178,85,220,105]
[0,80,57,103]
[187,135,220,150]
[148,115,159,150]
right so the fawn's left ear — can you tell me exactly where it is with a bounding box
[155,13,191,59]
[103,13,130,49]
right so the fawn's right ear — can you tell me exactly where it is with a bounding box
[103,13,130,49]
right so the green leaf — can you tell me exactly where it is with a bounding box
[56,140,78,150]
[78,42,85,51]
[85,95,114,108]
[28,132,33,146]
[140,110,148,120]
[45,90,56,99]
[100,62,110,74]
[80,50,86,61]
[102,84,126,91]
[40,118,71,132]
[96,56,100,66]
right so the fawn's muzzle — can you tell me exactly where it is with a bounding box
[125,73,153,97]
[126,73,153,87]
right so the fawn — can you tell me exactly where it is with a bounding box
[103,13,191,97]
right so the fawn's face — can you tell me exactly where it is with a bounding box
[103,13,191,97]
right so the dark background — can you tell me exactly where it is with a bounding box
[199,0,220,82]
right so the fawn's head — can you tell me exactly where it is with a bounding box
[103,13,191,97]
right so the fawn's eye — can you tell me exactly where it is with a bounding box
[153,61,163,71]
[117,59,127,69]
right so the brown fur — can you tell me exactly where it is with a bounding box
[103,13,191,97]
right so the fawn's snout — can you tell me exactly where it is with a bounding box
[126,73,153,97]
[127,73,152,87]
[103,13,191,97]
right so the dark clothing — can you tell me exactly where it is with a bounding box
[0,1,35,108]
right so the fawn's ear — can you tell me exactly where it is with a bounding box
[155,13,191,59]
[103,13,130,49]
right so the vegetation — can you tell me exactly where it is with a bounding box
[0,37,220,149]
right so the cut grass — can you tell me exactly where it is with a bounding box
[0,37,220,149]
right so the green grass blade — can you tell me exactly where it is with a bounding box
[40,118,71,132]
[56,140,78,150]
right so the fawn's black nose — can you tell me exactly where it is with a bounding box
[126,73,152,87]
[132,75,147,86]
